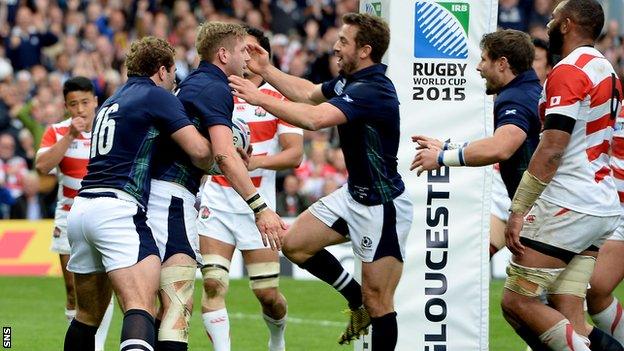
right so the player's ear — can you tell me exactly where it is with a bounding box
[217,47,228,64]
[158,65,167,81]
[359,44,372,60]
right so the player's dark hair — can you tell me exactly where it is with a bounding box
[62,76,95,98]
[243,26,271,57]
[560,0,604,40]
[125,36,175,77]
[480,29,534,75]
[342,13,390,63]
[532,38,554,68]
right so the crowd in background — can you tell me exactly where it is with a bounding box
[0,0,623,219]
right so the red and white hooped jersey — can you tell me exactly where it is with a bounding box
[538,46,623,216]
[37,119,91,213]
[611,108,624,209]
[203,83,303,214]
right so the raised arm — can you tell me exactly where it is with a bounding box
[246,43,326,105]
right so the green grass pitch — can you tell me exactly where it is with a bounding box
[1,277,624,350]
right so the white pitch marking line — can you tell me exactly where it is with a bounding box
[229,312,344,327]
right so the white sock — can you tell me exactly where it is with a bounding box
[263,313,286,351]
[95,298,114,351]
[591,297,624,344]
[65,308,76,323]
[202,308,230,351]
[539,319,590,351]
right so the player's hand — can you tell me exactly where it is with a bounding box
[412,135,443,150]
[236,147,250,169]
[245,42,271,76]
[69,117,87,138]
[254,209,288,251]
[228,76,264,106]
[410,147,441,176]
[505,212,526,256]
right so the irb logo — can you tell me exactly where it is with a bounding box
[414,1,470,59]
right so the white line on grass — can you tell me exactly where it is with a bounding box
[229,312,343,327]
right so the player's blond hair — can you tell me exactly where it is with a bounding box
[196,22,247,61]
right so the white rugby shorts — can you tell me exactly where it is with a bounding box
[520,198,620,254]
[67,190,159,274]
[147,180,202,263]
[309,185,413,263]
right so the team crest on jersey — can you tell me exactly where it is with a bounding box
[525,214,536,224]
[361,236,373,249]
[255,106,267,117]
[200,206,210,219]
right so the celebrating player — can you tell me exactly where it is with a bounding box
[229,13,413,350]
[63,37,213,351]
[197,26,303,351]
[410,29,542,258]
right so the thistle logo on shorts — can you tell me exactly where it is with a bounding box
[361,236,373,250]
[414,1,469,59]
[53,227,61,238]
[200,206,210,220]
[364,2,382,17]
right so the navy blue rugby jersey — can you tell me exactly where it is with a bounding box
[321,64,405,205]
[151,61,234,194]
[494,69,542,198]
[80,76,192,206]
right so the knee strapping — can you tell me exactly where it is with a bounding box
[201,255,230,310]
[550,255,596,298]
[505,261,565,297]
[247,262,280,290]
[158,265,196,343]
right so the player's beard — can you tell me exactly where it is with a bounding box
[339,58,357,76]
[548,23,564,56]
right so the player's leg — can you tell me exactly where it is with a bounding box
[490,214,507,257]
[242,248,287,351]
[63,196,113,351]
[64,272,113,351]
[588,238,624,344]
[281,210,359,308]
[361,257,402,350]
[501,200,619,351]
[148,181,200,351]
[59,254,77,322]
[108,255,161,351]
[86,196,162,351]
[199,236,235,351]
[354,190,412,350]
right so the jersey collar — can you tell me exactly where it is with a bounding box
[126,75,156,86]
[197,61,228,83]
[346,63,387,81]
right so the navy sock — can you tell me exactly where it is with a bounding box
[371,312,398,351]
[589,327,624,351]
[514,325,550,351]
[64,319,98,351]
[121,309,155,351]
[299,249,362,309]
[156,340,188,351]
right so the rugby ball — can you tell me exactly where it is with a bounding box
[208,118,251,175]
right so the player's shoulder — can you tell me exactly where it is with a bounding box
[259,82,284,100]
[48,118,72,135]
